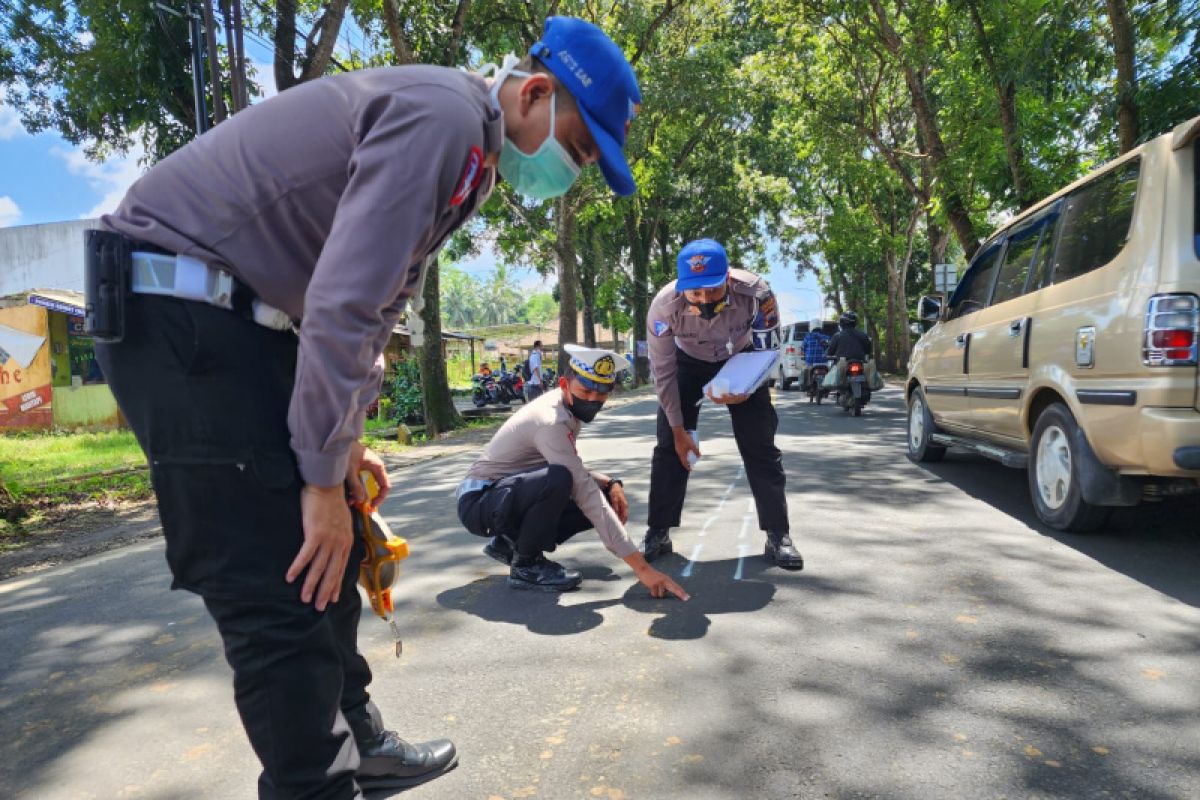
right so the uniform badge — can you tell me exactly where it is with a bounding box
[594,355,615,378]
[652,320,670,337]
[450,146,484,207]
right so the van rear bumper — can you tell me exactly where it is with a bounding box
[1132,408,1200,475]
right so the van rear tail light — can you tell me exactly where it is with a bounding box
[786,346,795,354]
[1143,294,1199,366]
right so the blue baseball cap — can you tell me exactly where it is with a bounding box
[531,17,641,196]
[676,239,729,290]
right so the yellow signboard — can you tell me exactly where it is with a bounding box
[0,304,53,430]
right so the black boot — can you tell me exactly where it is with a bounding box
[483,534,515,566]
[640,527,673,561]
[764,531,804,570]
[508,554,582,592]
[345,703,458,789]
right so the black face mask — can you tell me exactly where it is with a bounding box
[567,395,606,423]
[685,291,729,321]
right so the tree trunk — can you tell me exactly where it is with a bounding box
[869,0,981,259]
[1106,0,1139,153]
[201,0,226,123]
[884,255,899,373]
[579,227,598,347]
[274,0,298,91]
[624,207,652,385]
[219,0,245,113]
[554,196,579,377]
[418,259,463,436]
[231,0,248,109]
[382,0,417,64]
[966,0,1030,208]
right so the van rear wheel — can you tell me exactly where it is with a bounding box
[906,387,945,463]
[1027,404,1110,532]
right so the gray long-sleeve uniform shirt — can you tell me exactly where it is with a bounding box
[103,66,503,487]
[646,269,780,428]
[464,390,637,559]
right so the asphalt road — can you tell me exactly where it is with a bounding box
[2,387,1198,800]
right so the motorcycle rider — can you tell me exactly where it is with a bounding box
[825,311,873,363]
[799,320,830,393]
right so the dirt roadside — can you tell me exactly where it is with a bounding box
[0,388,653,582]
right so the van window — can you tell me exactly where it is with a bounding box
[948,244,1002,319]
[993,209,1057,305]
[1050,159,1140,284]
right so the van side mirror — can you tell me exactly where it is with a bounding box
[909,322,923,337]
[917,294,944,324]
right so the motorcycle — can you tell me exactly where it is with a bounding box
[471,372,502,407]
[496,370,525,404]
[806,364,829,404]
[835,359,871,416]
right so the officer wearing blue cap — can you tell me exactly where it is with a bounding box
[92,16,641,800]
[458,345,688,598]
[642,239,804,569]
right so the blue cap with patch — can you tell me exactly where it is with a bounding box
[531,17,641,197]
[676,239,729,290]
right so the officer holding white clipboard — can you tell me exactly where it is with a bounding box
[642,239,803,570]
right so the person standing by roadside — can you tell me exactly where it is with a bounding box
[90,16,643,799]
[526,339,546,401]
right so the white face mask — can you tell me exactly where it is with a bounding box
[483,55,581,200]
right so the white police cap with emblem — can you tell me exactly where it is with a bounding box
[564,343,628,392]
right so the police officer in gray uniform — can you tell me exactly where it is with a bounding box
[91,17,641,799]
[641,239,804,570]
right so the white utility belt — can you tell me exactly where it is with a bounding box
[130,251,295,332]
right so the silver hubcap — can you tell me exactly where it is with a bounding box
[909,398,926,451]
[1036,425,1072,510]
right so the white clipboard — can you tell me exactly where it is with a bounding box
[700,350,780,401]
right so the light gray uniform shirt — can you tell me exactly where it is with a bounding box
[103,66,503,487]
[464,390,637,559]
[646,269,780,428]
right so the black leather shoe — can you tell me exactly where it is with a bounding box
[483,534,515,566]
[640,527,673,561]
[355,730,459,789]
[508,554,582,592]
[764,531,804,570]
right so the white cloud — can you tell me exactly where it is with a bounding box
[51,140,148,219]
[0,91,28,140]
[0,196,22,228]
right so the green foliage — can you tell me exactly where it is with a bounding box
[386,358,425,425]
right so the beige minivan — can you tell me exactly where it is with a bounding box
[907,114,1200,531]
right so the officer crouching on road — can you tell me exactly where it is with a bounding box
[458,345,689,599]
[641,239,804,570]
[87,16,642,799]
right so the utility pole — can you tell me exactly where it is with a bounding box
[154,2,208,135]
[187,2,210,134]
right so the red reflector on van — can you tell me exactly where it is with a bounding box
[1151,330,1195,348]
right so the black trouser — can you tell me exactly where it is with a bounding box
[648,348,788,533]
[457,465,593,558]
[95,295,371,800]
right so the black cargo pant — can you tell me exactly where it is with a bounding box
[648,348,788,533]
[458,465,593,558]
[95,295,370,800]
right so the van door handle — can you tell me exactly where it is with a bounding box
[955,334,968,348]
[1008,319,1024,337]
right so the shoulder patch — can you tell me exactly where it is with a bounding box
[450,146,484,207]
[652,320,671,337]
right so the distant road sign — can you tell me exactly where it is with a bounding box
[934,263,959,294]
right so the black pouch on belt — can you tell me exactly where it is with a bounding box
[83,229,132,343]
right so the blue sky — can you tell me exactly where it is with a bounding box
[0,43,827,326]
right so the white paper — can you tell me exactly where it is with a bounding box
[702,350,780,398]
[0,323,47,369]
